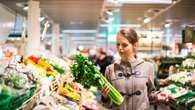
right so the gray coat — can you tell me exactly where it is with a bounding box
[104,58,155,110]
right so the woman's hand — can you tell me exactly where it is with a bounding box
[190,78,195,85]
[159,79,167,85]
[101,85,110,99]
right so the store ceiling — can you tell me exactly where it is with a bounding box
[0,0,104,30]
[0,0,170,30]
[147,0,195,34]
[121,4,169,25]
[1,0,195,32]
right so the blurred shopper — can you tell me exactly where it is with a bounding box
[0,45,17,68]
[80,48,90,57]
[95,48,113,75]
[153,57,162,87]
[88,48,97,63]
[101,28,155,110]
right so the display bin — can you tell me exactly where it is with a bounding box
[176,92,195,110]
[9,86,36,110]
[0,93,13,110]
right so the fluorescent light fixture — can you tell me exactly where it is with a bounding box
[39,17,45,21]
[106,10,113,16]
[143,17,151,23]
[112,0,172,4]
[100,24,141,28]
[16,3,23,7]
[70,21,83,25]
[23,6,29,11]
[8,37,21,41]
[182,24,195,28]
[62,30,97,33]
[164,23,171,28]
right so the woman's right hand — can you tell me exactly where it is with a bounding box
[101,85,110,99]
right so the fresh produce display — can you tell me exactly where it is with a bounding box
[176,92,195,110]
[57,82,81,101]
[0,53,108,110]
[71,54,124,105]
[156,57,195,110]
[39,54,70,73]
[0,62,36,110]
[182,58,195,69]
[159,84,189,99]
[166,72,194,86]
[25,55,68,76]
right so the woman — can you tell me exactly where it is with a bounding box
[101,28,155,110]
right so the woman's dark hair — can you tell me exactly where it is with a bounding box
[118,28,138,44]
[98,48,107,55]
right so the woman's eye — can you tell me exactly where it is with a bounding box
[122,44,128,48]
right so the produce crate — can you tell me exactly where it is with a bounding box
[17,85,41,110]
[9,86,36,110]
[0,93,13,110]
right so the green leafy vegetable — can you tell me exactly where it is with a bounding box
[71,54,124,105]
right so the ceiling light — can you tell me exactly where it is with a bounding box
[70,21,83,25]
[23,6,29,11]
[143,17,151,23]
[39,17,45,21]
[106,10,113,16]
[172,0,178,4]
[164,23,171,28]
[16,3,23,7]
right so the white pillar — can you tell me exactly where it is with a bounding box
[26,0,40,55]
[52,23,60,56]
[63,34,72,56]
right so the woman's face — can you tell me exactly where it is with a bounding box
[116,35,136,60]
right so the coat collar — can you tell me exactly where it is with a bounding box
[115,57,144,67]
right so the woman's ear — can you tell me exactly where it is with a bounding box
[133,42,138,49]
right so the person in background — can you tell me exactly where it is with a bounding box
[88,48,97,63]
[95,48,113,75]
[101,28,155,110]
[0,45,17,68]
[80,48,90,58]
[153,57,162,87]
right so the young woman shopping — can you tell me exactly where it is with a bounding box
[101,28,155,110]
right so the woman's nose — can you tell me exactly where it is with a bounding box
[118,45,123,50]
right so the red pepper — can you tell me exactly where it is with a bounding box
[28,56,40,64]
[46,67,53,72]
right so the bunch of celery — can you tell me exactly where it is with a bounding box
[71,54,124,105]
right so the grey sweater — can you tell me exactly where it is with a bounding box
[105,58,155,110]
